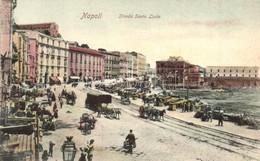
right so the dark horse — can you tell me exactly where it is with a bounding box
[158,109,166,121]
[151,109,166,121]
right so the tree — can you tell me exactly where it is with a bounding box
[43,30,51,36]
[81,44,89,48]
[98,48,107,53]
[57,33,62,38]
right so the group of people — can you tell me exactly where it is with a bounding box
[41,141,56,161]
[79,139,95,161]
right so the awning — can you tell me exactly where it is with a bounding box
[21,83,30,88]
[173,99,188,105]
[0,124,34,135]
[57,77,63,83]
[50,77,60,82]
[84,76,92,81]
[69,76,80,80]
[123,78,136,82]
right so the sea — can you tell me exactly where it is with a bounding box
[172,87,260,120]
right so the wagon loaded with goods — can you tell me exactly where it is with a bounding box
[79,113,96,134]
[85,91,112,110]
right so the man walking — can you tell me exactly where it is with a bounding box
[125,129,136,154]
[60,99,63,109]
[218,112,224,126]
[48,141,55,157]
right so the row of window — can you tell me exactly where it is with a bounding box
[215,74,257,77]
[210,69,257,73]
[70,60,102,65]
[40,52,67,60]
[72,69,102,72]
[39,35,67,48]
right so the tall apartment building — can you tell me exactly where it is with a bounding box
[119,52,128,78]
[69,45,104,80]
[137,53,147,76]
[100,50,120,79]
[13,31,30,83]
[16,30,69,83]
[118,52,140,78]
[0,0,16,85]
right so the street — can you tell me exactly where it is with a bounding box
[39,83,260,161]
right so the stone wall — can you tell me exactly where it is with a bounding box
[205,77,260,88]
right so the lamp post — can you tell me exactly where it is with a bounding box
[44,70,48,88]
[61,136,77,161]
[174,71,178,90]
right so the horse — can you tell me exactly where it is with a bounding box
[148,109,166,121]
[112,108,121,119]
[158,109,166,121]
[150,109,159,120]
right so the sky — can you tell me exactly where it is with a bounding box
[13,0,260,68]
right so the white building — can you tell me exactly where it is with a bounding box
[206,66,259,78]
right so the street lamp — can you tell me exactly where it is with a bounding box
[61,136,77,161]
[174,71,178,90]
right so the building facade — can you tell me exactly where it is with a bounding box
[156,56,205,89]
[100,51,120,79]
[119,52,127,78]
[16,30,69,83]
[136,53,146,76]
[13,31,30,83]
[0,0,16,85]
[206,66,259,78]
[205,66,260,88]
[69,45,104,80]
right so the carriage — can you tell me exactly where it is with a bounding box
[85,91,112,110]
[66,91,77,105]
[121,96,131,105]
[79,113,96,134]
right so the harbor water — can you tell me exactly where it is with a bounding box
[172,88,260,120]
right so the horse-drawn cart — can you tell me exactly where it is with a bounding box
[85,91,112,110]
[79,113,96,134]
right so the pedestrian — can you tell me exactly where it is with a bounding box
[60,99,63,109]
[218,112,224,126]
[208,111,213,122]
[53,107,58,118]
[97,106,101,118]
[48,141,55,157]
[125,129,136,154]
[42,150,48,161]
[87,139,95,161]
[53,102,57,112]
[79,147,87,161]
[58,94,61,101]
[52,93,56,102]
